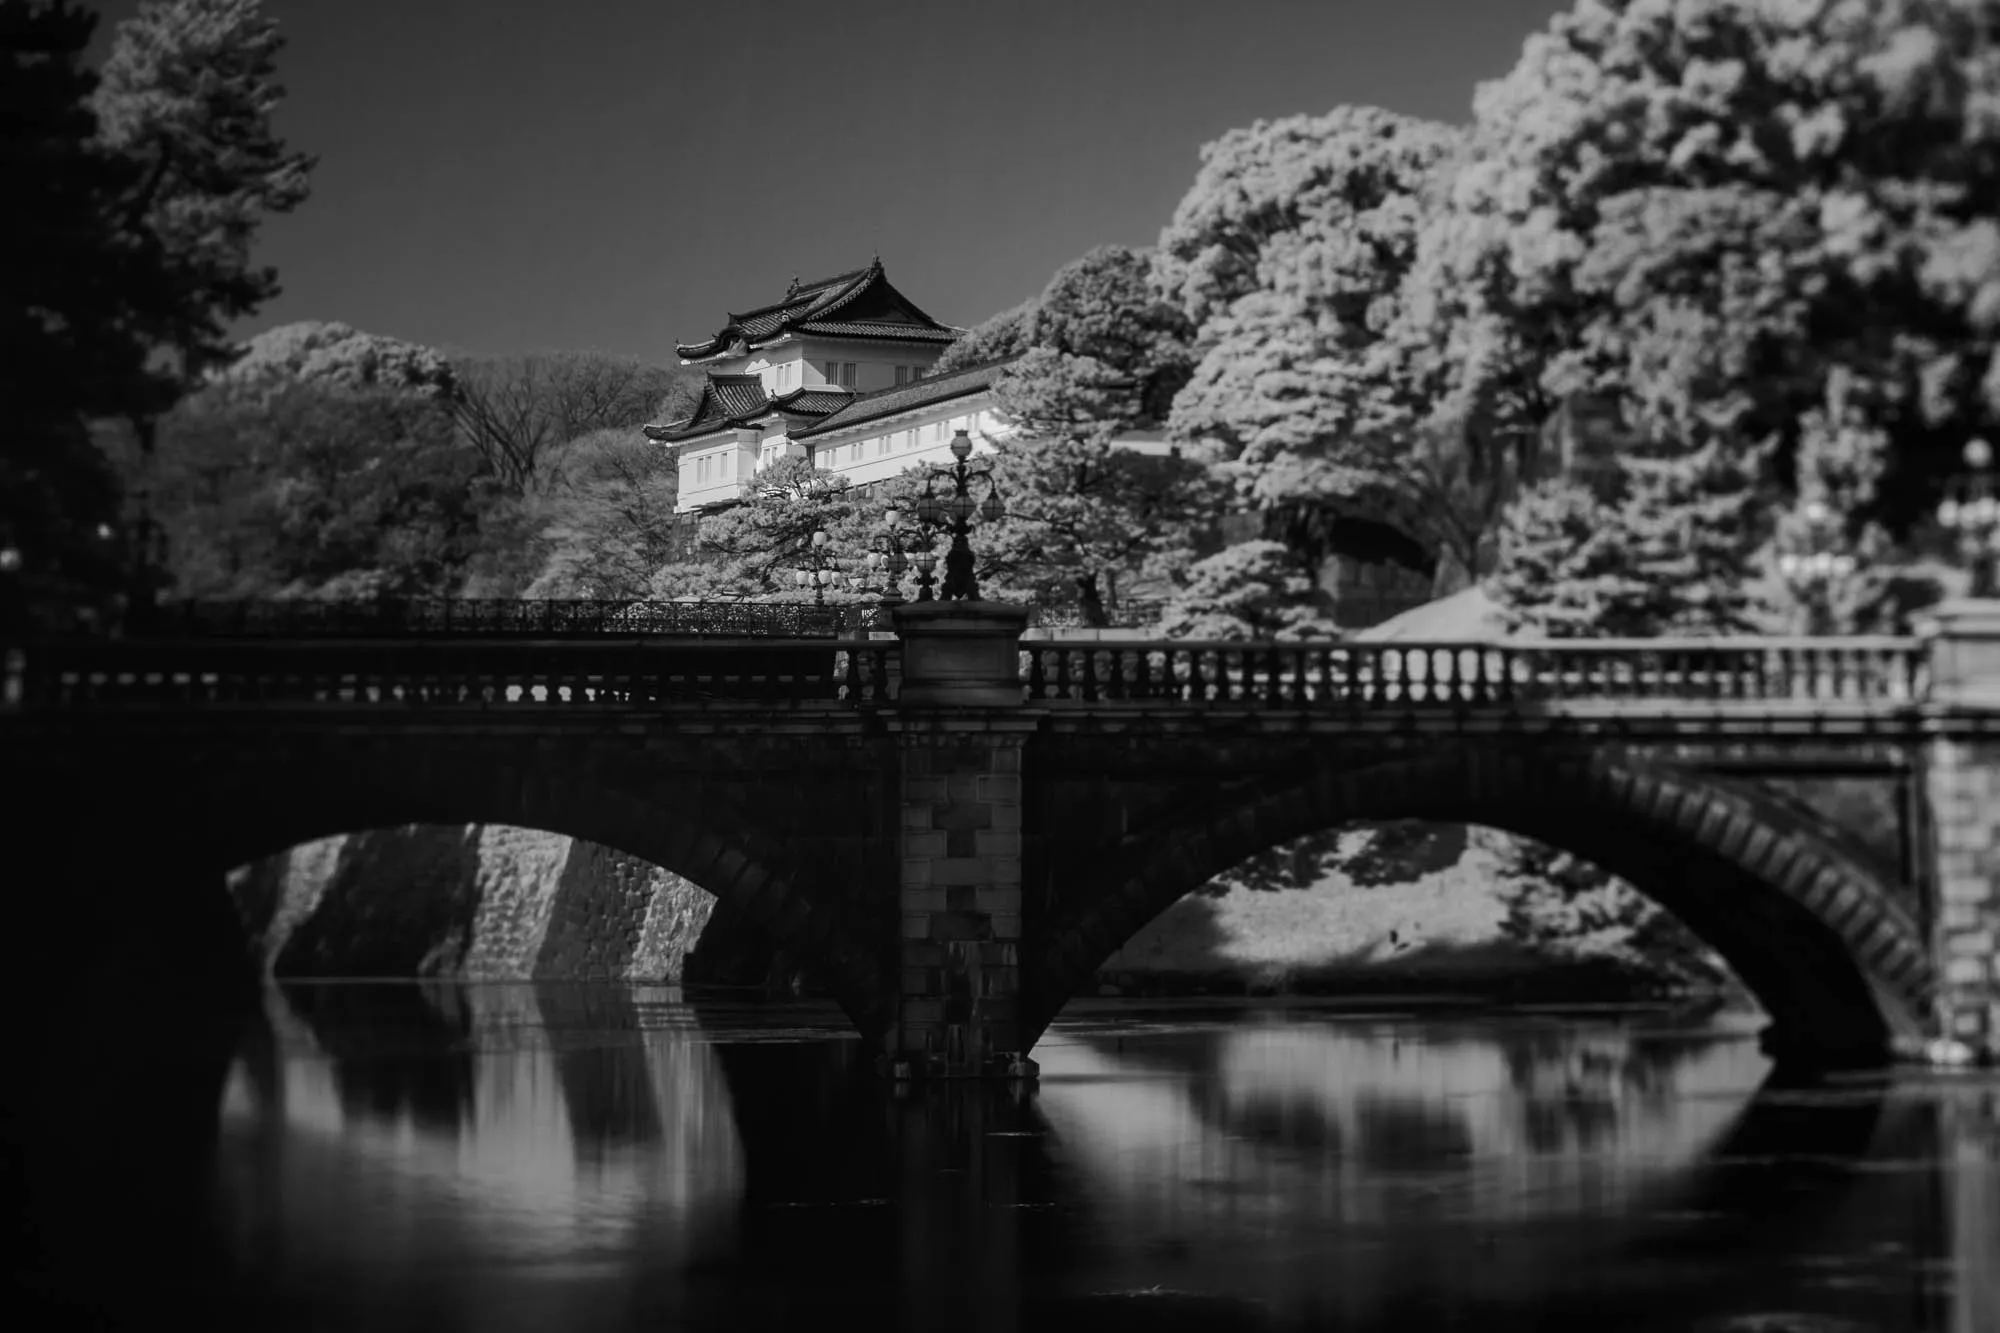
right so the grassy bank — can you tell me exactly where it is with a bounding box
[1094,840,1734,1005]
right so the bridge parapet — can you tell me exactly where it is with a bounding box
[1020,637,1929,707]
[8,637,899,710]
[7,634,1935,715]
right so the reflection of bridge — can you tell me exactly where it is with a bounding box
[7,598,2000,1072]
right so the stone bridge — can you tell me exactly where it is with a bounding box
[5,599,1999,1074]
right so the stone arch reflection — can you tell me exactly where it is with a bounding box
[215,982,746,1275]
[1023,1016,1975,1330]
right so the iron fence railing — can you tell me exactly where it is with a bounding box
[13,637,898,708]
[110,597,1177,638]
[1021,600,1167,631]
[122,598,881,639]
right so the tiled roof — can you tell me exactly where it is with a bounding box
[642,373,768,442]
[791,320,960,342]
[774,388,854,415]
[674,259,957,361]
[642,377,854,444]
[792,355,1022,440]
[710,374,768,418]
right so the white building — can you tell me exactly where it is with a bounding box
[643,258,1167,518]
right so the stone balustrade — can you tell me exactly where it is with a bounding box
[1021,637,1928,706]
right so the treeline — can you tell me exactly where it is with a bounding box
[635,1,2000,642]
[132,322,697,601]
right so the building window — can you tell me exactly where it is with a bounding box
[841,363,857,387]
[894,366,908,386]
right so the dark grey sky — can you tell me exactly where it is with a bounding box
[92,0,1563,363]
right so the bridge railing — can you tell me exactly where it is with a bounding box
[1019,637,1930,706]
[118,598,882,639]
[8,638,900,709]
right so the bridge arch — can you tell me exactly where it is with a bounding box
[26,737,892,1043]
[1027,746,1937,1066]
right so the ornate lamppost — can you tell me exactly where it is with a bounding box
[1938,438,2000,599]
[909,428,1005,602]
[793,527,845,607]
[865,505,914,606]
[1776,499,1857,635]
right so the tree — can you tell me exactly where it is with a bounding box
[523,428,681,598]
[975,431,1224,616]
[151,382,486,599]
[998,245,1195,435]
[91,0,315,387]
[452,350,695,491]
[1430,0,2000,628]
[930,297,1036,376]
[3,0,312,630]
[1155,105,1498,583]
[1491,438,1768,639]
[650,455,861,602]
[3,1,192,626]
[973,245,1225,615]
[211,320,460,404]
[1491,836,1728,996]
[1157,540,1340,640]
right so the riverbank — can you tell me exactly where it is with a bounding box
[1089,836,1733,1005]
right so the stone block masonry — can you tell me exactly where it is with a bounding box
[235,826,719,982]
[892,726,1032,1075]
[1924,735,2000,1058]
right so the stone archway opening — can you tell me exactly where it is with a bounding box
[1027,750,1938,1070]
[1088,820,1741,1013]
[231,824,823,996]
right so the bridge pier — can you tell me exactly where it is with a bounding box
[1919,600,2000,1064]
[884,601,1038,1082]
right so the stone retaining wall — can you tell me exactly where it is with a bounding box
[231,825,720,981]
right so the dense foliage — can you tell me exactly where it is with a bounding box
[1422,0,2000,633]
[3,0,310,627]
[1157,540,1340,640]
[651,456,869,604]
[151,380,486,599]
[974,245,1227,616]
[1158,106,1484,577]
[90,0,315,384]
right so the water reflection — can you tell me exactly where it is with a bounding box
[7,988,1996,1332]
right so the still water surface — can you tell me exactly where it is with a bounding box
[13,985,2000,1332]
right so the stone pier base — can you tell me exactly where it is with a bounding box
[1924,732,2000,1065]
[888,720,1037,1079]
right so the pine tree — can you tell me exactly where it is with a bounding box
[1157,540,1339,640]
[1613,438,1766,636]
[3,0,171,628]
[1488,480,1649,638]
[91,0,315,384]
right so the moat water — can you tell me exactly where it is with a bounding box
[9,985,1999,1332]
